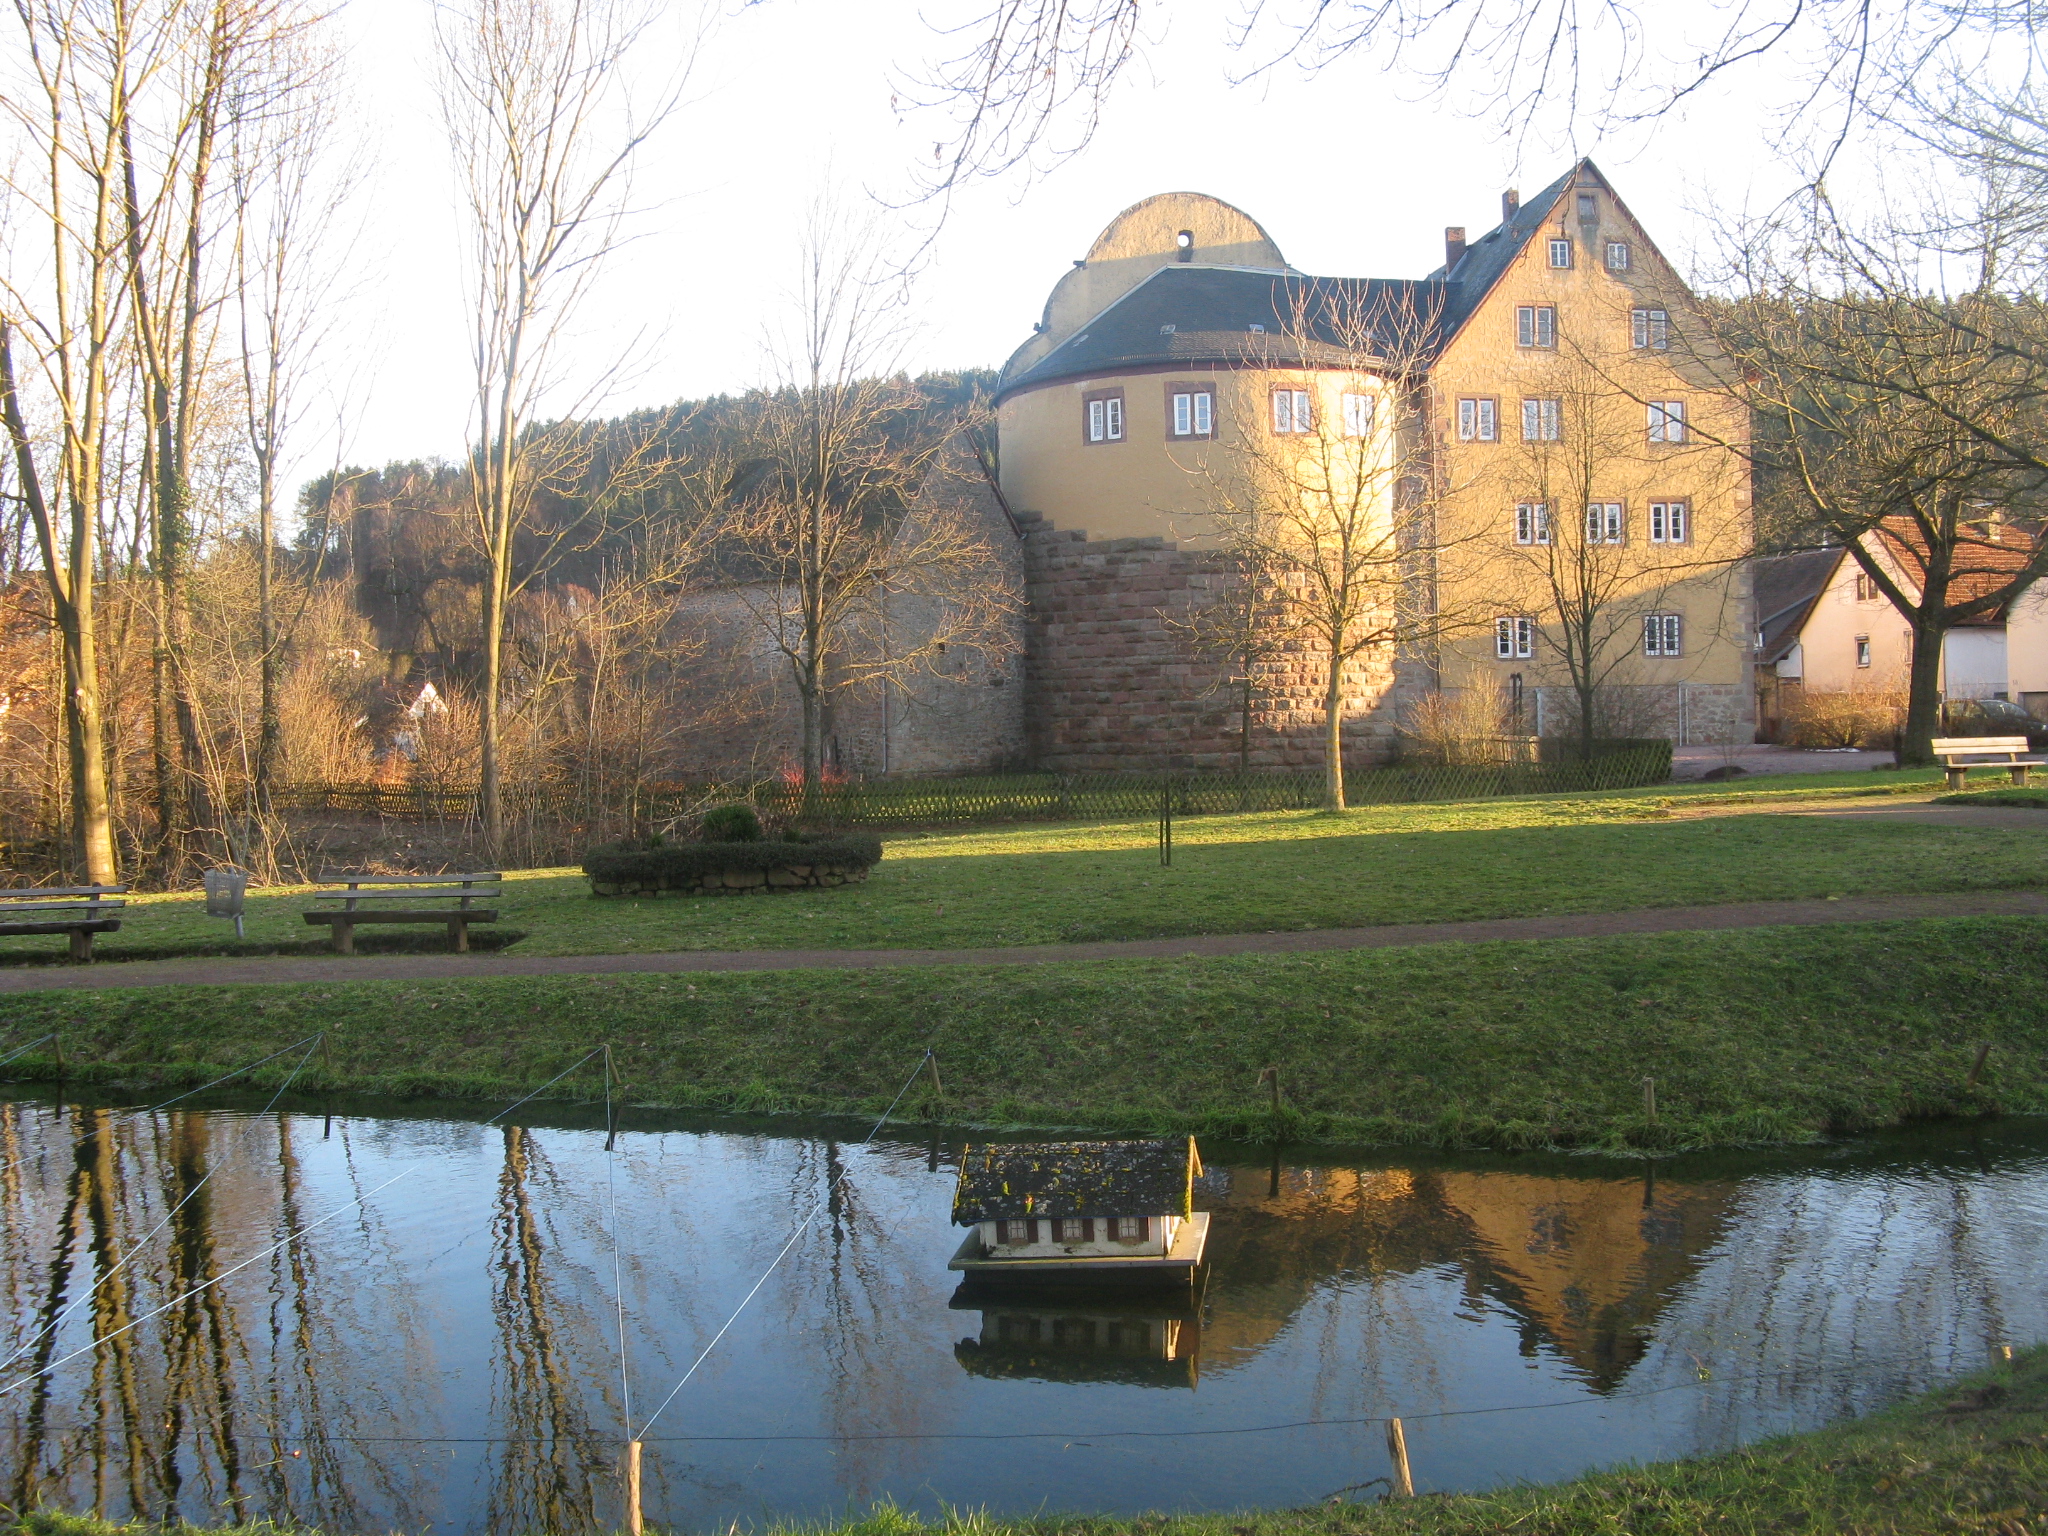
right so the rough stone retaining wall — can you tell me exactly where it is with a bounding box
[1017,512,1405,772]
[591,863,873,897]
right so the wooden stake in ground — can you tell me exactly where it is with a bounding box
[1642,1076,1657,1125]
[625,1439,643,1536]
[1384,1417,1414,1498]
[1966,1042,1993,1090]
[926,1049,944,1099]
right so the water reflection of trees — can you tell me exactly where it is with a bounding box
[0,1105,432,1530]
[482,1124,620,1535]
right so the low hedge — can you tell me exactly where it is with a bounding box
[583,834,884,896]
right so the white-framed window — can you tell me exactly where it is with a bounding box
[1516,304,1557,348]
[1648,500,1690,544]
[1855,635,1872,668]
[1056,1217,1089,1242]
[1648,400,1688,442]
[1643,612,1684,657]
[1112,1216,1147,1241]
[1457,397,1497,442]
[1585,502,1625,543]
[1522,397,1561,441]
[1085,393,1125,443]
[1514,502,1551,546]
[1495,615,1535,659]
[1169,388,1213,439]
[1632,307,1668,349]
[1548,238,1573,268]
[998,1219,1034,1245]
[1341,392,1376,438]
[1606,241,1631,271]
[1271,388,1314,434]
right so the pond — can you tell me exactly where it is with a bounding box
[1,1087,2044,1533]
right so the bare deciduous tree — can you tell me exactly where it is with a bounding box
[1198,286,1484,810]
[437,0,698,858]
[907,1,2041,201]
[722,211,1017,796]
[1709,110,2048,764]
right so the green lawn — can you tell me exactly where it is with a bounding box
[4,913,2041,1150]
[8,769,2028,964]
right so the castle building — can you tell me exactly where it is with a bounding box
[990,160,1755,771]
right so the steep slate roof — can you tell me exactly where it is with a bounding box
[1427,164,1581,331]
[1751,549,1843,664]
[953,1138,1200,1223]
[997,164,1585,400]
[999,270,1447,397]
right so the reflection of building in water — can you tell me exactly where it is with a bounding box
[1435,1171,1740,1389]
[1195,1161,1740,1391]
[950,1288,1202,1388]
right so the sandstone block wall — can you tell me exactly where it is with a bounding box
[1018,513,1407,772]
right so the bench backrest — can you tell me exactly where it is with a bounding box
[1931,736,2033,756]
[0,885,127,899]
[315,872,500,886]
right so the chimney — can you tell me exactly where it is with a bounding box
[1444,226,1467,272]
[1502,188,1520,222]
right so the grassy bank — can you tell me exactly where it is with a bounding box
[9,1347,2043,1536]
[2,915,2043,1150]
[13,770,2032,964]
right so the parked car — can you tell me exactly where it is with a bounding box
[1942,696,2048,749]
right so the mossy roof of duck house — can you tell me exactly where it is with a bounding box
[952,1138,1200,1224]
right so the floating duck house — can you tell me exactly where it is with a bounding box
[948,1137,1209,1285]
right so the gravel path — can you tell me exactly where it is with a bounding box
[0,889,2041,994]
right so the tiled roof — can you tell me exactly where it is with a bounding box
[1868,517,2044,627]
[952,1137,1199,1223]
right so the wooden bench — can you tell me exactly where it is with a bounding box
[304,872,501,954]
[0,886,128,962]
[1931,735,2048,792]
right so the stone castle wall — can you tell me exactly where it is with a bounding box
[1018,513,1408,772]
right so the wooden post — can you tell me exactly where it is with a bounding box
[51,1035,65,1085]
[1642,1076,1657,1125]
[926,1050,944,1099]
[1384,1417,1414,1498]
[1159,778,1172,867]
[605,1045,620,1152]
[624,1439,643,1536]
[1965,1042,1993,1090]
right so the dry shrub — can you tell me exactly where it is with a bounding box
[1401,687,1512,765]
[1782,689,1904,749]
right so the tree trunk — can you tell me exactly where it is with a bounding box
[1900,620,1946,766]
[481,574,505,862]
[59,607,116,886]
[1322,649,1346,811]
[255,457,279,809]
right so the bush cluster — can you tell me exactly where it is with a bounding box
[582,834,883,889]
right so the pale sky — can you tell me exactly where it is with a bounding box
[313,0,1818,498]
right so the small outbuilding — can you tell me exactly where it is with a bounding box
[948,1137,1209,1285]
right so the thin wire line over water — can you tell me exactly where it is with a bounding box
[629,1048,935,1442]
[0,1045,609,1400]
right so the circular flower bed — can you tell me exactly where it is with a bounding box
[583,834,883,897]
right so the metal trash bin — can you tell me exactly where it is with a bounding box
[203,866,249,938]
